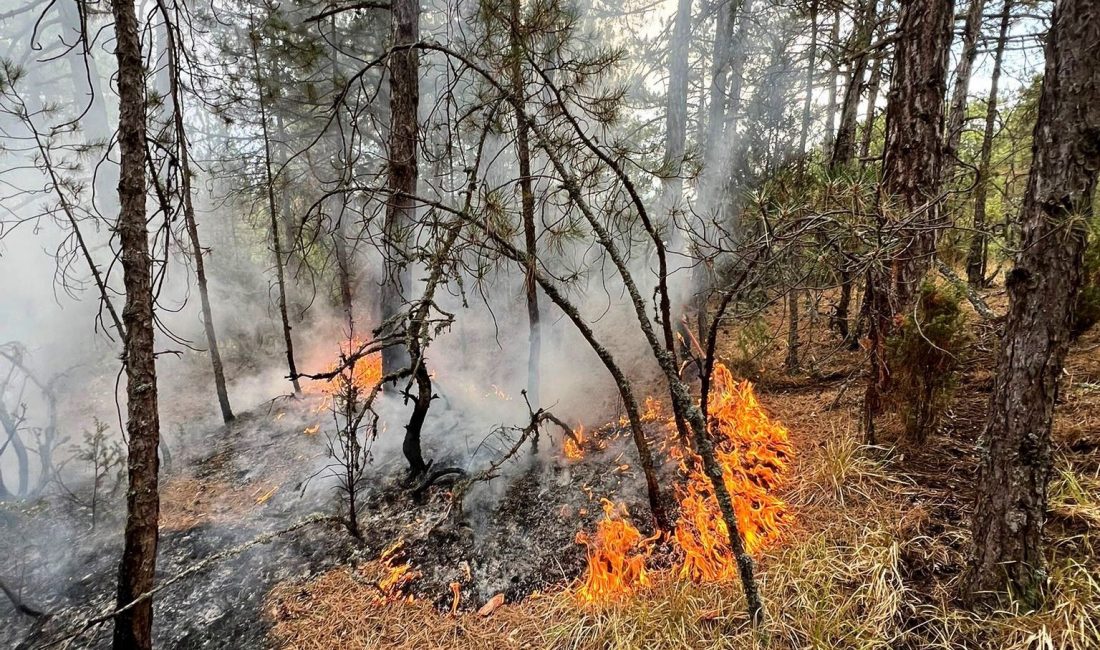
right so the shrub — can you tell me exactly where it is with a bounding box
[887,282,969,441]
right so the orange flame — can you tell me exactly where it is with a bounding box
[671,363,792,581]
[564,425,586,460]
[574,363,792,600]
[374,539,420,603]
[304,337,383,413]
[574,500,656,604]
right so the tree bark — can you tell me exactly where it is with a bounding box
[507,0,541,409]
[382,0,419,378]
[967,0,1099,605]
[110,0,161,646]
[943,0,987,173]
[824,11,841,147]
[797,0,819,172]
[879,0,954,312]
[966,0,1012,286]
[161,1,233,423]
[858,37,886,164]
[250,25,302,395]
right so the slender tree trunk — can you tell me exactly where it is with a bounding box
[825,11,841,147]
[966,0,1012,286]
[858,40,885,163]
[161,3,233,423]
[943,0,988,172]
[785,289,800,373]
[797,0,819,173]
[330,16,356,334]
[250,25,301,395]
[832,0,878,168]
[507,0,541,409]
[662,0,694,205]
[110,0,161,645]
[387,0,425,472]
[967,0,1098,605]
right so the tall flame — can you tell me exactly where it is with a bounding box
[574,363,792,602]
[574,500,656,604]
[671,362,792,580]
[304,337,383,414]
[564,425,586,460]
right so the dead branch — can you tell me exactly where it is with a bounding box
[0,578,45,618]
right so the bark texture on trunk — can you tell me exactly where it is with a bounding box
[382,0,419,378]
[966,0,1012,286]
[386,0,424,471]
[110,0,161,646]
[967,0,1098,605]
[507,0,541,409]
[943,0,987,171]
[879,0,954,311]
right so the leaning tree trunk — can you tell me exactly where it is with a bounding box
[832,0,878,169]
[865,0,954,440]
[967,0,1099,606]
[966,0,1012,286]
[111,0,162,646]
[943,0,987,174]
[858,38,886,164]
[824,11,841,147]
[162,6,233,423]
[386,0,425,473]
[507,0,542,409]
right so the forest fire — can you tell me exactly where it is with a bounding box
[564,425,586,460]
[672,363,792,579]
[574,363,792,601]
[376,539,420,603]
[303,337,383,413]
[574,500,656,604]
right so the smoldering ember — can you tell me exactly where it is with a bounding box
[0,0,1098,648]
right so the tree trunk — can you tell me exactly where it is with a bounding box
[797,0,819,173]
[943,0,987,173]
[832,0,878,169]
[967,0,1098,605]
[879,0,954,312]
[507,0,541,409]
[785,289,800,373]
[858,39,886,163]
[250,26,302,395]
[866,0,954,436]
[386,0,423,470]
[162,3,233,423]
[824,11,841,147]
[662,0,694,205]
[966,0,1012,286]
[330,16,356,334]
[110,0,161,646]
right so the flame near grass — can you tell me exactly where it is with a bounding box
[574,362,793,602]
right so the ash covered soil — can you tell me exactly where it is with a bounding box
[0,397,670,648]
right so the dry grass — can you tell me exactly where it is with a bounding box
[265,298,1100,649]
[159,476,282,532]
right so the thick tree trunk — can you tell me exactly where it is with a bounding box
[943,0,987,172]
[879,0,954,312]
[110,0,161,646]
[966,0,1012,286]
[162,4,233,423]
[967,0,1098,605]
[507,0,541,409]
[866,0,954,436]
[386,0,423,470]
[250,28,302,395]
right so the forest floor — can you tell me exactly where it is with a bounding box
[2,280,1098,649]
